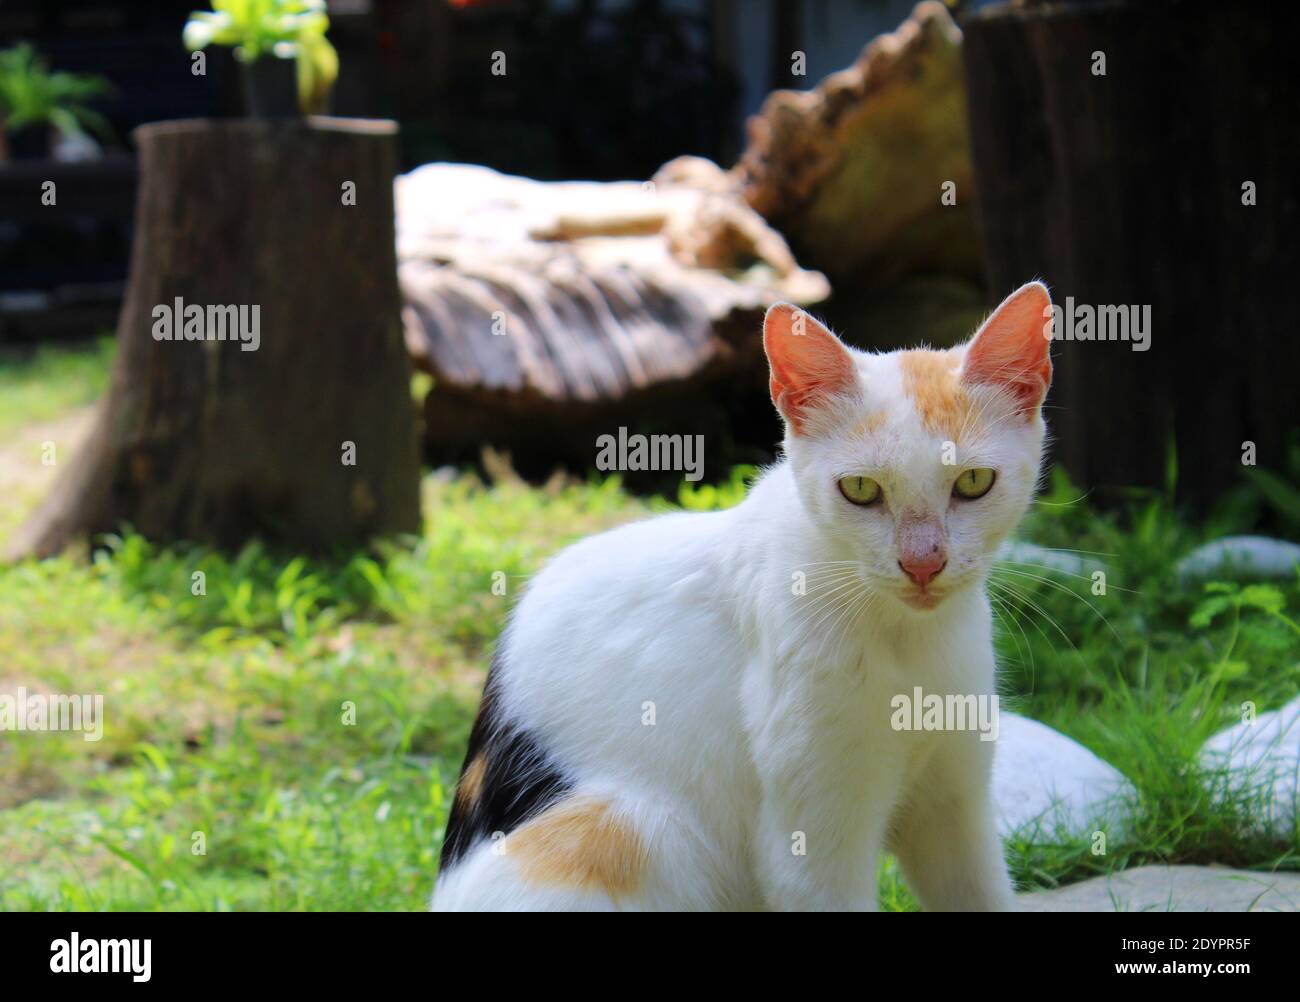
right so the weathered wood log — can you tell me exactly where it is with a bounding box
[7,118,420,559]
[962,0,1299,507]
[396,159,828,482]
[731,0,984,341]
[398,4,992,478]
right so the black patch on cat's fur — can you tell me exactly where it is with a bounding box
[439,653,572,870]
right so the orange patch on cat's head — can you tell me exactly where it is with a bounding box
[899,349,974,440]
[854,410,888,436]
[506,797,645,898]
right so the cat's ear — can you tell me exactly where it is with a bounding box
[763,304,857,435]
[962,281,1053,418]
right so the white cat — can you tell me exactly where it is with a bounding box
[433,282,1054,911]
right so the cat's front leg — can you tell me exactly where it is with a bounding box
[752,791,884,911]
[750,722,902,912]
[745,659,903,911]
[889,734,1017,911]
[754,792,886,911]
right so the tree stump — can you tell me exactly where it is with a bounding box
[8,118,421,559]
[962,1,1299,507]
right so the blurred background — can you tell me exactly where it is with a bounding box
[1,0,1297,913]
[0,0,928,340]
[2,0,1295,513]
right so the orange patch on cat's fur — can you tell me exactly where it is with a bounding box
[899,349,974,440]
[854,410,888,436]
[456,754,487,808]
[507,797,645,897]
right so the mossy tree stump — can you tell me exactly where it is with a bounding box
[8,118,421,559]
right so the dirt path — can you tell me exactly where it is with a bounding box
[0,406,97,548]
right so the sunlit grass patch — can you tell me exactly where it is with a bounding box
[0,337,114,438]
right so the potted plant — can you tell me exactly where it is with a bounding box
[0,43,113,161]
[183,0,339,118]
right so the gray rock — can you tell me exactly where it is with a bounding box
[1018,864,1300,912]
[994,713,1134,840]
[995,540,1105,578]
[1177,535,1300,582]
[1200,696,1300,836]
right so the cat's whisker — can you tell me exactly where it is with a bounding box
[987,581,1064,677]
[820,581,881,669]
[810,581,873,668]
[1032,489,1095,508]
[806,595,854,667]
[715,564,862,616]
[731,569,866,650]
[1012,544,1118,559]
[798,569,875,645]
[831,588,879,669]
[986,578,1084,664]
[988,591,1034,686]
[798,579,869,654]
[994,558,1142,595]
[988,591,1027,662]
[990,565,1125,646]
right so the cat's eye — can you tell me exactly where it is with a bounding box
[953,467,997,500]
[838,475,881,506]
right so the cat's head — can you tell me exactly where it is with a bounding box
[764,282,1053,612]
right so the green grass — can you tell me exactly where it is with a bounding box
[983,471,1300,894]
[0,460,647,910]
[0,340,1297,910]
[0,337,113,437]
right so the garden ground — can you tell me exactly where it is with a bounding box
[0,340,1297,910]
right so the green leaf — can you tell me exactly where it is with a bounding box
[181,0,338,110]
[134,742,171,777]
[0,42,113,138]
[1215,660,1250,680]
[1237,584,1286,616]
[1190,595,1233,629]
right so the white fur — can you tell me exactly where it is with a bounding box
[433,294,1049,911]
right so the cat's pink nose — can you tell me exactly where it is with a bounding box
[899,555,946,587]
